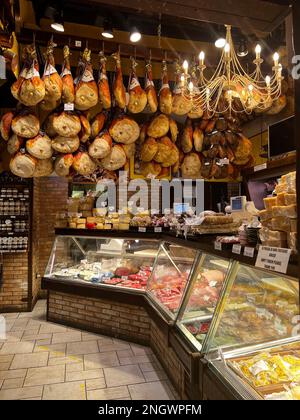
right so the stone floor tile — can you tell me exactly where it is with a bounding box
[131,344,153,356]
[98,342,131,353]
[0,355,14,364]
[10,352,49,370]
[0,385,43,400]
[21,332,52,342]
[52,331,82,344]
[1,377,24,390]
[34,343,66,358]
[87,386,130,400]
[104,364,145,387]
[143,370,168,382]
[82,333,108,342]
[35,338,52,346]
[0,331,23,343]
[66,368,103,382]
[2,313,19,319]
[85,377,106,390]
[66,340,98,356]
[84,352,119,370]
[0,379,3,388]
[0,362,11,371]
[117,349,134,358]
[43,381,86,400]
[0,369,27,380]
[0,341,34,355]
[39,323,68,334]
[128,381,174,400]
[48,355,83,366]
[24,364,65,387]
[119,354,153,366]
[139,362,162,373]
[66,362,84,373]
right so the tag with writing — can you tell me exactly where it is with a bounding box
[64,103,74,111]
[214,241,222,251]
[255,246,291,274]
[232,244,242,255]
[244,247,255,258]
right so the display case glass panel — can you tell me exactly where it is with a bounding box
[45,235,159,291]
[146,242,200,320]
[176,254,231,351]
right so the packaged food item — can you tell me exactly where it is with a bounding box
[264,197,277,210]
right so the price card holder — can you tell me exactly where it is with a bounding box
[232,244,242,255]
[255,246,291,274]
[138,227,146,233]
[154,227,162,233]
[244,247,255,258]
[64,103,74,111]
[214,241,222,251]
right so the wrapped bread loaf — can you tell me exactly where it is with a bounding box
[140,161,161,178]
[159,61,172,115]
[98,52,111,110]
[0,111,14,141]
[10,152,37,178]
[7,134,24,155]
[79,114,91,143]
[100,145,127,171]
[140,138,158,162]
[40,40,63,111]
[91,113,106,139]
[73,151,97,175]
[53,112,81,137]
[60,46,75,104]
[11,113,40,139]
[26,133,53,159]
[109,116,140,144]
[147,114,169,138]
[127,58,147,114]
[51,135,80,153]
[54,154,74,177]
[145,61,158,113]
[181,118,193,153]
[181,153,201,178]
[75,49,98,111]
[112,51,126,109]
[88,132,112,159]
[11,45,45,106]
[122,143,136,159]
[33,158,53,177]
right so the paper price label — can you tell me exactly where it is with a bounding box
[75,40,82,47]
[214,242,222,251]
[138,227,146,233]
[244,247,255,258]
[255,246,291,274]
[154,227,162,233]
[64,103,74,111]
[232,244,242,255]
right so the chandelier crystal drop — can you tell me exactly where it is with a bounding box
[180,25,283,117]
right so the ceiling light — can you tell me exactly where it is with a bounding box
[102,19,114,39]
[51,9,64,32]
[215,37,226,48]
[237,38,248,57]
[130,27,141,43]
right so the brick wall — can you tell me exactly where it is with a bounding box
[0,254,28,311]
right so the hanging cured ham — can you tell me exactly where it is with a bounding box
[159,60,172,115]
[40,40,63,111]
[61,45,75,104]
[54,154,74,177]
[98,51,111,110]
[112,51,126,109]
[9,152,37,178]
[181,118,193,153]
[145,60,158,113]
[75,49,98,111]
[11,45,45,107]
[0,112,14,141]
[127,57,147,114]
[172,62,192,115]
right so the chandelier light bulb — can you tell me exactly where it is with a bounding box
[248,84,254,92]
[265,75,271,86]
[180,74,185,86]
[215,38,226,49]
[224,43,230,54]
[255,44,262,59]
[183,60,189,74]
[188,81,194,92]
[273,52,279,66]
[199,51,205,65]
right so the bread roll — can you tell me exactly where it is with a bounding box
[73,151,97,175]
[26,133,53,159]
[109,116,140,144]
[0,112,14,141]
[88,132,112,159]
[53,112,81,137]
[33,158,54,177]
[101,145,127,171]
[11,114,40,139]
[51,135,80,153]
[7,134,24,155]
[181,153,201,178]
[91,113,106,139]
[147,114,169,138]
[54,154,74,177]
[140,138,158,162]
[79,114,91,143]
[10,153,37,178]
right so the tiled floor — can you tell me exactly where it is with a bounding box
[0,300,177,400]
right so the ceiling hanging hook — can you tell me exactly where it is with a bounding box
[157,13,162,50]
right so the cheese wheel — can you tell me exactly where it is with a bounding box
[263,197,277,210]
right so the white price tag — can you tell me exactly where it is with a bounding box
[137,207,145,213]
[164,208,171,215]
[214,241,222,251]
[244,247,255,258]
[154,227,162,233]
[64,103,74,111]
[255,246,291,274]
[254,163,267,172]
[232,244,242,255]
[138,227,146,233]
[75,40,82,47]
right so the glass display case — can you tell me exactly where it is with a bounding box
[45,235,159,292]
[146,242,200,320]
[176,254,232,351]
[203,261,300,400]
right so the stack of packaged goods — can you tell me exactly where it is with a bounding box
[259,171,297,253]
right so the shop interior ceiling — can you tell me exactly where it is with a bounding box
[13,0,290,75]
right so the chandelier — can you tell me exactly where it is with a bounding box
[180,25,283,117]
